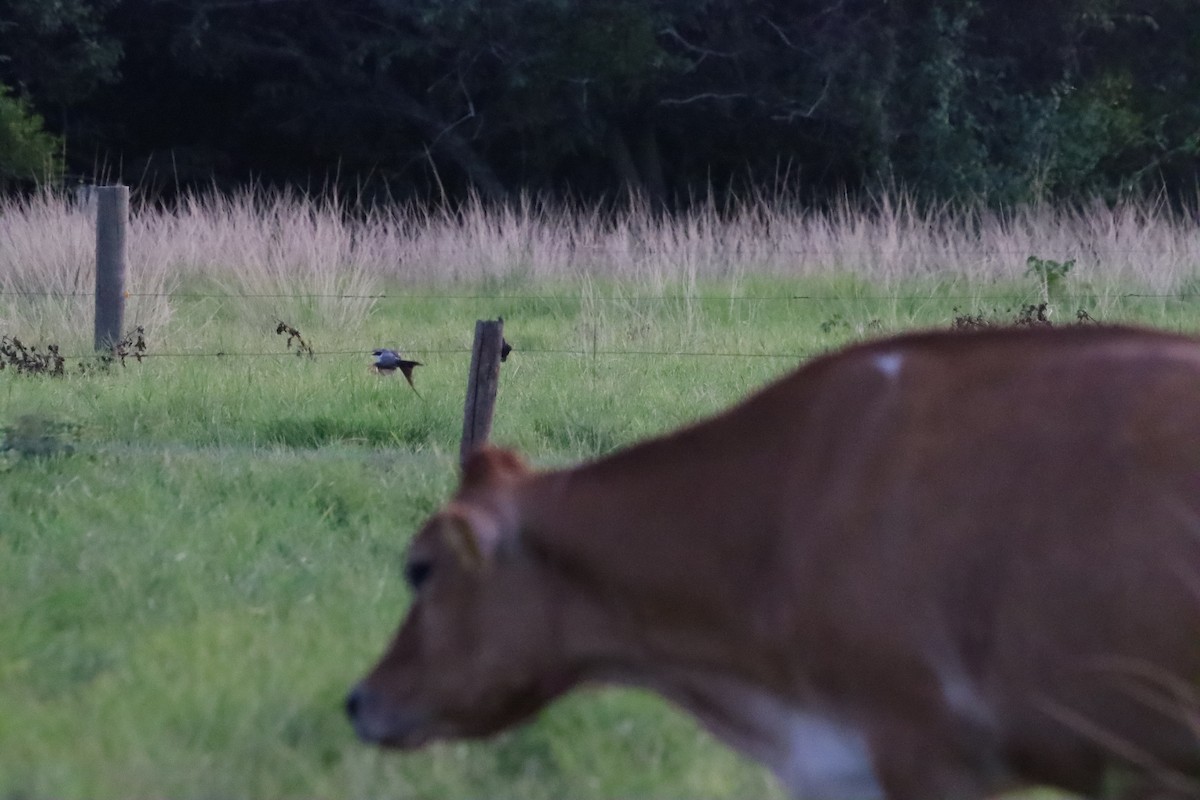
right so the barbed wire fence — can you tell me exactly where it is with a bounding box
[4,286,1200,365]
[4,184,1200,369]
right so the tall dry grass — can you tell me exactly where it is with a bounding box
[0,194,173,343]
[1,187,1198,346]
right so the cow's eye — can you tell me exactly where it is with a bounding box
[404,559,433,591]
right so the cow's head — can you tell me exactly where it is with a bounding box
[347,446,576,748]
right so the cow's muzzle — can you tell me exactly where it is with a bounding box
[345,683,433,748]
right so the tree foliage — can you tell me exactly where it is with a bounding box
[7,0,1199,205]
[0,0,122,104]
[0,84,61,185]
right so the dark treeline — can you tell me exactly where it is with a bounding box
[1,0,1198,207]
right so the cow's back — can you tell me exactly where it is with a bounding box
[754,327,1200,789]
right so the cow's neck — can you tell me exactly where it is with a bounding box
[539,561,884,800]
[519,427,801,680]
[520,457,885,798]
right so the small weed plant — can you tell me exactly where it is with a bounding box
[1026,255,1075,302]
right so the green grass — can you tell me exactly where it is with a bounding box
[3,275,1200,798]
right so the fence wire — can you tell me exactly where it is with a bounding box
[45,346,816,362]
[4,290,1200,301]
[5,286,1199,367]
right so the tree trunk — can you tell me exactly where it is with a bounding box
[634,121,668,211]
[390,87,510,205]
[605,124,643,200]
[606,119,668,210]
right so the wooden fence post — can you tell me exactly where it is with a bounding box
[94,185,129,351]
[460,318,505,469]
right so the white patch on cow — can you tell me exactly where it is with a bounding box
[704,685,885,800]
[937,666,994,730]
[873,352,903,380]
[606,670,884,799]
[772,710,885,800]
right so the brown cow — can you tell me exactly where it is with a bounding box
[347,325,1200,799]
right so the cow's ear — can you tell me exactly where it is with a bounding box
[461,446,528,489]
[437,509,498,572]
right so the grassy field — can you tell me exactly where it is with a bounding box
[3,192,1200,799]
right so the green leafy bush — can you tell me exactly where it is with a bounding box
[0,84,61,185]
[1026,255,1075,301]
